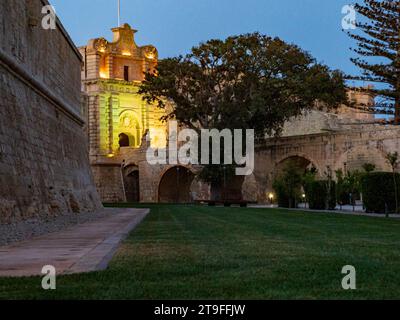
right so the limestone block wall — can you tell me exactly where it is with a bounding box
[91,164,125,203]
[0,0,101,223]
[280,110,340,137]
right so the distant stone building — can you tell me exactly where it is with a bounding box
[0,0,101,223]
[81,24,400,204]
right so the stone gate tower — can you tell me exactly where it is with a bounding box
[80,24,168,202]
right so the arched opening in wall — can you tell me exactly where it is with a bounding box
[123,166,140,202]
[275,156,316,177]
[119,133,130,147]
[158,166,195,203]
[120,112,142,148]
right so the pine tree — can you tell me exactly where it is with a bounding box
[348,0,400,122]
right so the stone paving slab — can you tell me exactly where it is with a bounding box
[0,208,149,277]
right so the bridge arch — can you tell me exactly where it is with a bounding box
[158,165,196,203]
[274,154,320,177]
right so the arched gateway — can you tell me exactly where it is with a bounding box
[158,166,195,203]
[123,165,140,202]
[275,155,318,177]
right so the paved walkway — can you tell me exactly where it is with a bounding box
[249,205,400,218]
[0,208,149,277]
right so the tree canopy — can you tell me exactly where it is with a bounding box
[347,0,400,122]
[139,33,348,139]
[139,33,348,187]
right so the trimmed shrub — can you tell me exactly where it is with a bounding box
[306,180,336,210]
[361,172,400,213]
[272,161,303,208]
[273,179,290,208]
[328,180,337,210]
[337,191,351,206]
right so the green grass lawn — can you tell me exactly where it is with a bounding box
[1,205,400,299]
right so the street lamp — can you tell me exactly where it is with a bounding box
[268,193,274,204]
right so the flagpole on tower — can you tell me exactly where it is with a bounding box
[118,0,121,26]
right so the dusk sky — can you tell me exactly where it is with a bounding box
[51,0,363,80]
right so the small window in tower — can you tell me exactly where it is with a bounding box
[124,66,129,81]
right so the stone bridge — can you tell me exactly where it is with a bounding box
[94,124,400,204]
[249,125,400,202]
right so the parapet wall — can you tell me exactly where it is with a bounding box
[0,0,102,223]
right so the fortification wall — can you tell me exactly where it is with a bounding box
[0,0,102,223]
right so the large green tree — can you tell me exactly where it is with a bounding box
[140,33,347,138]
[140,33,347,187]
[347,0,400,122]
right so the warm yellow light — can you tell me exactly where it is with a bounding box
[146,52,155,60]
[268,193,274,200]
[107,153,115,158]
[99,48,105,53]
[302,193,306,199]
[99,71,108,79]
[122,51,131,56]
[149,128,167,148]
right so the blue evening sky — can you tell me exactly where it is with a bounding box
[51,0,363,79]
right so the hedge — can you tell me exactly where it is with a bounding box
[306,180,336,210]
[337,191,351,205]
[361,172,400,213]
[273,179,292,208]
